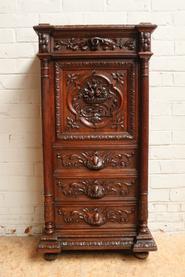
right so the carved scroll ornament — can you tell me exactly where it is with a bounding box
[57,179,134,199]
[54,37,136,51]
[57,207,134,226]
[56,151,134,170]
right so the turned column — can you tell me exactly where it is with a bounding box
[39,29,55,235]
[137,24,156,234]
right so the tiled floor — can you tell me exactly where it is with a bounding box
[0,233,184,277]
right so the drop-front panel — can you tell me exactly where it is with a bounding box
[34,24,157,260]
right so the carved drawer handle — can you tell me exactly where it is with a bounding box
[87,184,105,199]
[84,210,106,226]
[82,152,105,170]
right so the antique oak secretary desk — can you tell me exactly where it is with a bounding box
[34,23,157,260]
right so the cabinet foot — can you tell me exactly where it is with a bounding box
[44,253,58,261]
[134,252,149,259]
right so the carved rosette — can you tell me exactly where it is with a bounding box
[57,179,134,199]
[54,37,136,51]
[56,151,134,170]
[57,207,134,226]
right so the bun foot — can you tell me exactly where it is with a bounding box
[44,253,58,261]
[134,252,149,259]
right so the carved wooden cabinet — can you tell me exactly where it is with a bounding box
[34,23,157,260]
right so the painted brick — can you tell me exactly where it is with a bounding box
[150,174,185,188]
[174,11,185,25]
[153,26,185,40]
[63,0,105,12]
[150,146,185,159]
[34,162,43,177]
[0,14,39,28]
[152,40,174,56]
[152,0,185,11]
[170,188,185,201]
[16,28,38,42]
[106,0,150,11]
[0,192,43,207]
[127,12,173,25]
[0,43,36,58]
[149,189,170,201]
[0,176,43,191]
[149,160,161,174]
[0,59,17,74]
[39,13,85,25]
[0,90,40,104]
[155,213,182,222]
[149,222,185,232]
[17,0,60,13]
[0,30,15,43]
[167,204,181,212]
[150,72,173,87]
[173,102,185,115]
[83,12,127,24]
[149,203,168,212]
[172,130,185,144]
[175,41,185,55]
[0,103,40,119]
[173,72,185,86]
[160,160,185,174]
[149,130,171,145]
[0,119,41,133]
[151,116,185,130]
[16,59,40,74]
[0,74,39,89]
[151,87,185,101]
[151,57,185,71]
[0,0,16,13]
[9,132,42,148]
[0,149,42,162]
[150,101,171,115]
[0,162,34,177]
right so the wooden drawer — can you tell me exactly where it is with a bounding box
[55,202,136,230]
[54,177,137,201]
[53,148,137,174]
[51,27,137,56]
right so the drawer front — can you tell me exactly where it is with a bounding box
[55,203,136,230]
[54,59,137,142]
[54,177,137,201]
[54,148,137,173]
[52,31,137,55]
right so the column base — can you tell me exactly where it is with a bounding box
[37,233,61,254]
[133,228,157,253]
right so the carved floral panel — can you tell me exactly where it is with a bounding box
[55,60,136,140]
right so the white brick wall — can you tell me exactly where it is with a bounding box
[0,0,185,235]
